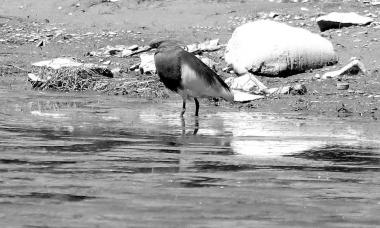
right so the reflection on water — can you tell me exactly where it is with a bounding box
[0,83,380,227]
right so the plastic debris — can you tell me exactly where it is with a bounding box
[316,12,374,32]
[232,90,265,102]
[32,57,83,69]
[186,39,222,53]
[322,59,366,79]
[225,73,268,93]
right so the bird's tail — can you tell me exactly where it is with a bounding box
[215,75,234,102]
[221,87,234,102]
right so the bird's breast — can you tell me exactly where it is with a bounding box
[154,51,183,92]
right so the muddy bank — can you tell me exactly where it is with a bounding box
[0,0,380,119]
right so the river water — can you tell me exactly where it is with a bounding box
[0,80,379,228]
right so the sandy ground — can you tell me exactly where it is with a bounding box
[1,0,380,120]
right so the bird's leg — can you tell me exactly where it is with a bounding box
[194,98,199,117]
[181,115,186,135]
[193,116,199,135]
[180,99,186,117]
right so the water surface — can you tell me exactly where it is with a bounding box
[0,81,379,228]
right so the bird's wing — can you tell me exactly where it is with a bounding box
[179,50,233,101]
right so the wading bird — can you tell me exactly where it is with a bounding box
[145,39,234,117]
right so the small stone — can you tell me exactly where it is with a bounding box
[129,64,139,71]
[127,44,139,51]
[337,82,349,90]
[278,86,291,94]
[371,0,380,6]
[290,84,307,95]
[269,12,279,18]
[121,49,133,57]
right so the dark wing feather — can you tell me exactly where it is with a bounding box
[179,49,231,92]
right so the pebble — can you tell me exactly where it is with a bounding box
[337,82,349,90]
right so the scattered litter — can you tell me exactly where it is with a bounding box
[186,39,222,53]
[88,45,141,58]
[264,84,307,95]
[322,59,366,79]
[232,90,265,102]
[316,12,374,32]
[225,73,267,93]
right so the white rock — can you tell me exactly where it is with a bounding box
[139,53,156,74]
[316,12,374,31]
[225,20,337,76]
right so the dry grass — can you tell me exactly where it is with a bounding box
[30,66,109,91]
[30,66,170,98]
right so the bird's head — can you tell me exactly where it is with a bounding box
[148,39,166,49]
[148,39,183,50]
[129,39,184,56]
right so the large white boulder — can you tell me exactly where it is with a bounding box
[224,20,337,76]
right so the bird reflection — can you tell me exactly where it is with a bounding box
[181,116,199,135]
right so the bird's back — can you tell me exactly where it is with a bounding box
[154,45,233,101]
[179,49,234,101]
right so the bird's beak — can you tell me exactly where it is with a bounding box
[129,45,152,56]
